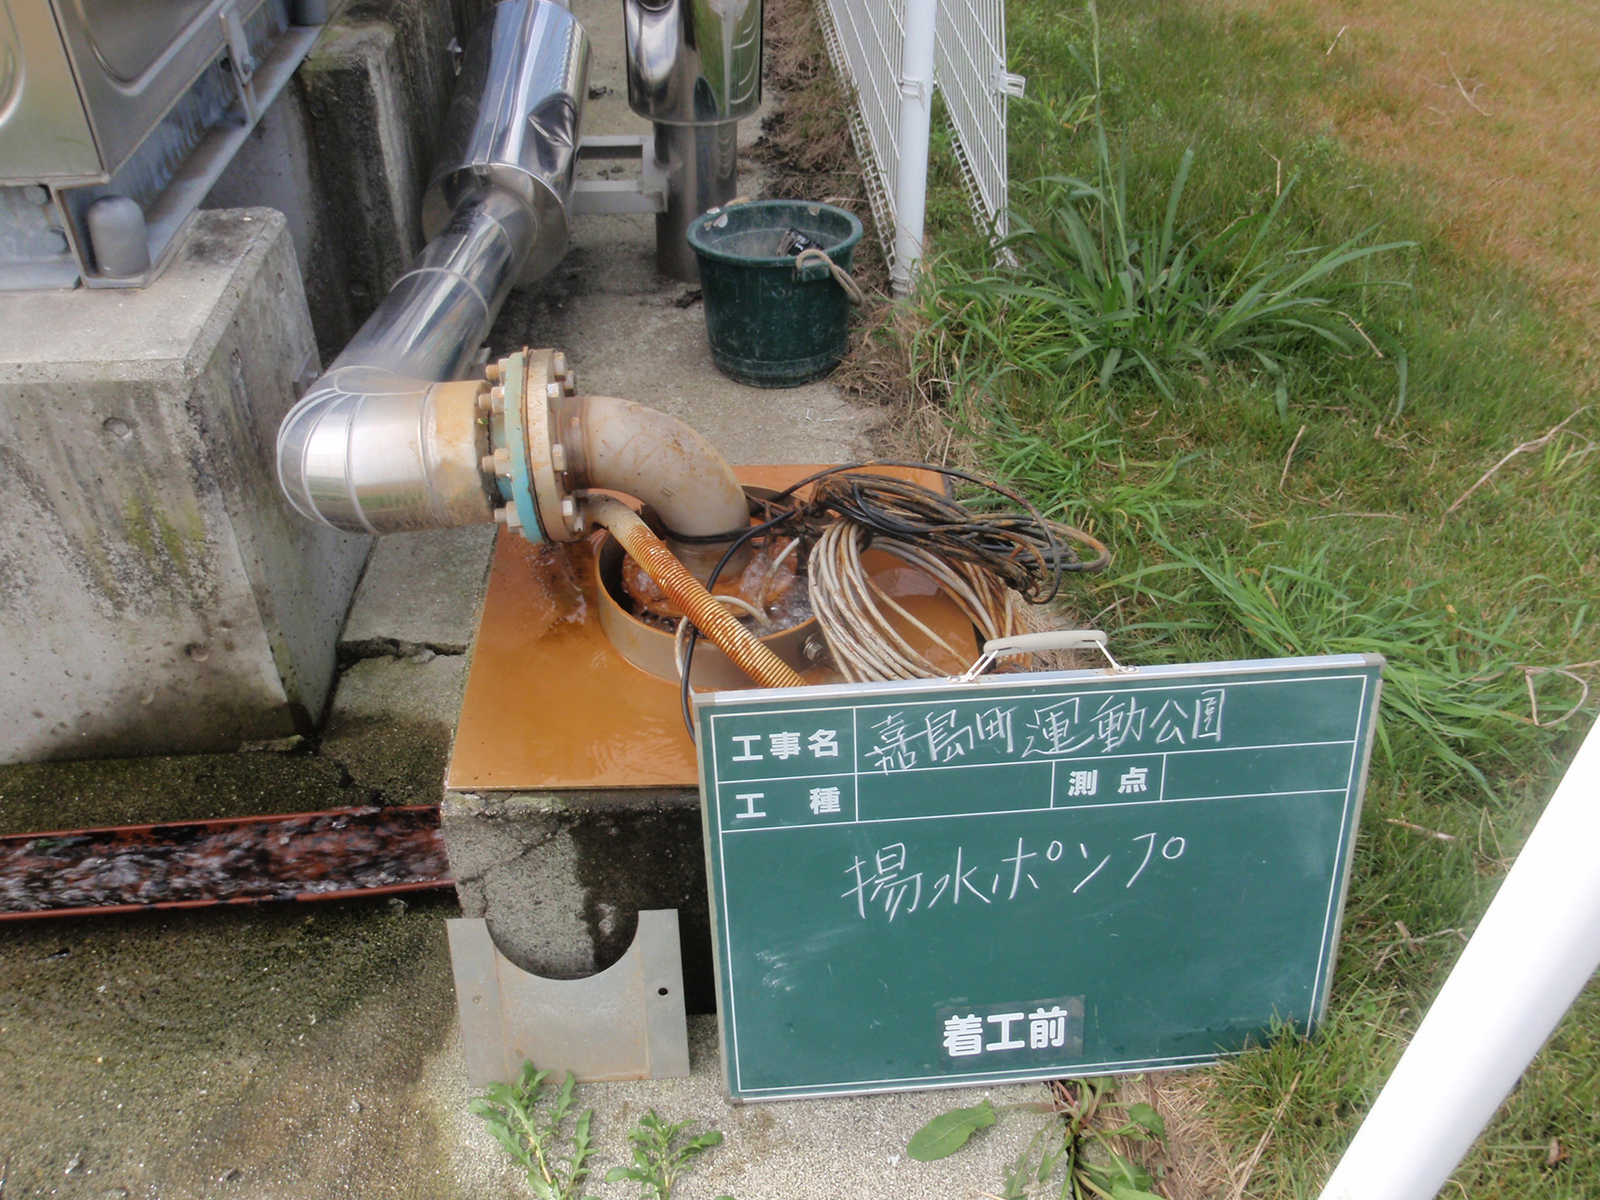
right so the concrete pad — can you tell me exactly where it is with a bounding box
[339,526,497,655]
[0,209,371,766]
[320,653,470,807]
[491,213,881,467]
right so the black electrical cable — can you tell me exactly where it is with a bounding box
[673,460,1111,738]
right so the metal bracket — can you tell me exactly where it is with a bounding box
[447,910,691,1085]
[899,76,931,104]
[957,630,1135,682]
[991,59,1027,99]
[221,4,260,124]
[571,135,668,216]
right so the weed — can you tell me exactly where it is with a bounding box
[923,2,1413,421]
[605,1109,725,1200]
[470,1064,597,1200]
[908,1077,1167,1199]
[1110,538,1558,797]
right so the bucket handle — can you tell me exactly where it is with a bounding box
[794,247,865,305]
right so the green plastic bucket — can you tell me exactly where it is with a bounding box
[686,199,865,388]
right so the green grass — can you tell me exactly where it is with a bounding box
[932,8,1415,417]
[897,0,1600,1194]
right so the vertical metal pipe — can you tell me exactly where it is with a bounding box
[891,0,938,295]
[623,0,762,281]
[652,121,739,281]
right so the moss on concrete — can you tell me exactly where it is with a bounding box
[0,892,476,1200]
[0,751,377,836]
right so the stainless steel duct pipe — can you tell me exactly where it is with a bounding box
[277,0,753,549]
[277,0,588,535]
[624,0,763,280]
[424,0,589,284]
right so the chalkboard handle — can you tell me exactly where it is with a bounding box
[957,630,1136,682]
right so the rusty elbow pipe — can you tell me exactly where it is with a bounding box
[563,395,748,573]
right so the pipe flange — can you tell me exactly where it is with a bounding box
[499,350,547,541]
[519,348,585,541]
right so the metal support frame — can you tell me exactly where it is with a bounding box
[571,135,669,217]
[0,7,322,293]
[69,24,321,290]
[448,909,692,1085]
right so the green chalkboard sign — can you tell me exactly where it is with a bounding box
[694,654,1383,1101]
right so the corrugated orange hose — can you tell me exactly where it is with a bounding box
[586,497,806,689]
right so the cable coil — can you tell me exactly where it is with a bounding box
[673,462,1112,736]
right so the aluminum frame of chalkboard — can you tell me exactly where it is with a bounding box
[694,653,1385,1102]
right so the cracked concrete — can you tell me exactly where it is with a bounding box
[338,526,497,659]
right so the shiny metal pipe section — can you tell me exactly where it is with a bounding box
[652,122,739,281]
[335,185,535,382]
[425,0,589,284]
[277,370,494,535]
[276,0,589,535]
[624,0,762,124]
[624,0,761,281]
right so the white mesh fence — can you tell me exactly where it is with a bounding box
[934,0,1022,244]
[815,0,1019,272]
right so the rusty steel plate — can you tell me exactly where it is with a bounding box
[0,806,450,920]
[446,465,981,792]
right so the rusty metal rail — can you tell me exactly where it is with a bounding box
[0,806,449,921]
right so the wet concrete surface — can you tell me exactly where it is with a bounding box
[0,892,471,1200]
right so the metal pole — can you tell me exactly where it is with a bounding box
[1318,718,1600,1200]
[891,0,938,296]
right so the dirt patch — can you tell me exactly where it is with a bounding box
[1225,0,1600,328]
[752,0,892,297]
[1118,1072,1239,1199]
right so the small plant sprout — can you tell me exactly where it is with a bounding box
[470,1063,597,1200]
[907,1077,1168,1200]
[605,1109,725,1200]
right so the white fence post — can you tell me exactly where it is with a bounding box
[890,0,938,294]
[1318,718,1600,1200]
[817,0,1016,285]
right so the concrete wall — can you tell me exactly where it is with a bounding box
[0,0,501,764]
[0,210,370,763]
[206,0,495,361]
